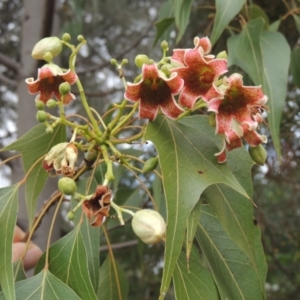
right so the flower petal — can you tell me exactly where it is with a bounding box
[160,96,184,119]
[125,82,141,102]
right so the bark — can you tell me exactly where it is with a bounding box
[14,0,62,252]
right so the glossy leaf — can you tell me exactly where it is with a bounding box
[210,0,245,45]
[1,124,66,225]
[0,185,18,300]
[0,270,81,300]
[98,255,128,300]
[144,115,249,297]
[196,204,266,300]
[228,18,290,158]
[35,226,97,300]
[173,251,220,300]
[291,47,300,88]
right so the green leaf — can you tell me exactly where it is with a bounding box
[227,18,290,158]
[291,47,300,88]
[144,115,249,297]
[173,251,220,300]
[171,0,193,43]
[186,199,202,265]
[196,204,266,300]
[1,124,66,226]
[210,0,246,45]
[269,19,281,31]
[153,18,175,47]
[203,146,267,295]
[98,255,128,300]
[260,30,290,159]
[241,4,269,29]
[35,226,97,299]
[0,270,81,300]
[0,185,19,300]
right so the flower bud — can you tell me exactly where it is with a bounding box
[135,54,150,68]
[59,82,71,96]
[216,50,228,59]
[161,40,169,51]
[77,35,84,42]
[45,127,54,134]
[62,33,71,42]
[208,113,216,127]
[67,211,75,221]
[132,209,166,245]
[36,110,47,123]
[32,37,62,60]
[58,177,77,195]
[46,99,58,108]
[142,157,158,173]
[248,144,267,166]
[35,100,45,110]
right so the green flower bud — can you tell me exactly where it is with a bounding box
[110,58,118,66]
[142,157,158,173]
[62,33,71,42]
[135,54,150,68]
[32,37,62,60]
[216,51,228,59]
[35,100,45,110]
[161,40,169,51]
[46,99,58,108]
[58,177,77,195]
[248,144,267,166]
[208,113,216,127]
[59,82,71,96]
[77,35,84,42]
[36,110,48,123]
[67,211,75,221]
[132,209,166,245]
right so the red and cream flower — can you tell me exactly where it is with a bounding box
[208,73,267,135]
[125,63,184,120]
[171,46,227,109]
[26,63,77,105]
[82,185,112,227]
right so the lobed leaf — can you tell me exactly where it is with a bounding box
[1,124,66,226]
[0,185,19,300]
[144,115,249,298]
[98,255,129,300]
[0,270,81,300]
[173,251,220,300]
[34,226,97,299]
[196,204,266,300]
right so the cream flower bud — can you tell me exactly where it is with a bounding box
[132,209,166,245]
[32,37,62,60]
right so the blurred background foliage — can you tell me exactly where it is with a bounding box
[0,0,300,299]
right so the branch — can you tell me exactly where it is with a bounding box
[0,52,20,72]
[0,72,17,87]
[99,239,138,251]
[76,21,155,75]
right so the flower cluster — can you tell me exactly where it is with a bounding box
[125,36,267,163]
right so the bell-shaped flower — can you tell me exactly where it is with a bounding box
[172,36,213,65]
[208,74,267,135]
[125,63,184,120]
[171,47,227,108]
[26,63,77,105]
[82,185,112,227]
